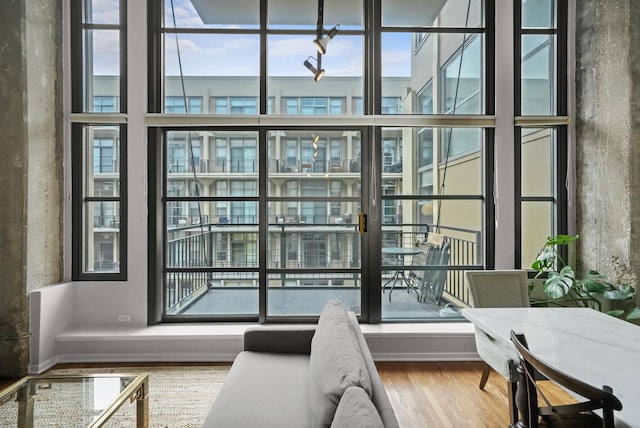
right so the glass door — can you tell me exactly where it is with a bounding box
[266,129,364,317]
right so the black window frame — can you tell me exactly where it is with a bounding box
[514,0,569,268]
[71,0,128,281]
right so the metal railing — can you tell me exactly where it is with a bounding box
[165,158,367,174]
[164,221,481,311]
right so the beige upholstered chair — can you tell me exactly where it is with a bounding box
[465,269,530,425]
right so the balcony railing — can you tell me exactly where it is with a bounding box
[165,158,365,174]
[164,221,481,312]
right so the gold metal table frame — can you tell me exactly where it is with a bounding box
[0,373,149,428]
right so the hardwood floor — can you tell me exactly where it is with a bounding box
[378,361,512,427]
[1,361,573,428]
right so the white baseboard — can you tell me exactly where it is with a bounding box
[372,351,481,361]
[26,326,479,374]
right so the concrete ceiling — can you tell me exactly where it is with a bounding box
[190,0,447,27]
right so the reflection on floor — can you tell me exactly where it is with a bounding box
[182,286,466,321]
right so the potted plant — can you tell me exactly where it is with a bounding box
[531,234,640,321]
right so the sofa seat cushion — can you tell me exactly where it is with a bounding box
[309,300,373,428]
[203,351,311,428]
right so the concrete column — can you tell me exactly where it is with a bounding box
[575,0,640,296]
[0,0,63,377]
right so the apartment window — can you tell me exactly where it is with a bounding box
[516,0,568,266]
[214,138,228,170]
[282,97,345,115]
[329,139,342,171]
[415,32,429,50]
[302,97,326,115]
[330,181,342,216]
[329,98,344,114]
[230,138,257,173]
[215,181,228,218]
[301,180,328,224]
[71,0,126,280]
[353,97,363,115]
[418,128,433,168]
[75,124,126,276]
[417,81,433,114]
[213,97,258,114]
[167,136,201,172]
[442,36,482,115]
[93,96,118,112]
[381,97,402,114]
[165,96,202,113]
[440,35,482,160]
[286,181,298,217]
[382,138,400,172]
[285,98,298,115]
[93,138,116,173]
[134,0,571,323]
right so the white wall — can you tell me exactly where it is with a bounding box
[29,282,478,373]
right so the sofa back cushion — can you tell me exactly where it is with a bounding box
[330,386,384,428]
[309,300,372,428]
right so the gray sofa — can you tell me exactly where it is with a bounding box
[203,300,400,428]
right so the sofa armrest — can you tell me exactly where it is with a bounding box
[244,326,316,354]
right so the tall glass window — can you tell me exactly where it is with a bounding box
[59,0,571,323]
[71,0,126,279]
[516,0,567,267]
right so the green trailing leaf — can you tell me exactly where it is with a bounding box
[544,266,575,299]
[603,289,634,300]
[618,284,636,298]
[626,307,640,320]
[532,247,557,273]
[577,270,612,294]
[605,309,625,317]
[546,234,579,246]
[530,233,640,324]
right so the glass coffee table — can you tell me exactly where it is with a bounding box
[0,373,149,427]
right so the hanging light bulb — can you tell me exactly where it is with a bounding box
[314,24,340,55]
[303,55,325,82]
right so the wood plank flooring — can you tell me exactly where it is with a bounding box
[378,361,512,427]
[1,361,574,428]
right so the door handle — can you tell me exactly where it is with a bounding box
[359,211,367,236]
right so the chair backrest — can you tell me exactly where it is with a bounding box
[406,242,429,285]
[510,331,622,428]
[418,233,451,304]
[465,270,530,308]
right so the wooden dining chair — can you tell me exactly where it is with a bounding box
[510,330,623,428]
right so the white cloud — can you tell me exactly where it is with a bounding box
[90,1,409,77]
[269,38,313,58]
[92,31,120,75]
[165,35,261,76]
[91,0,120,24]
[381,50,411,77]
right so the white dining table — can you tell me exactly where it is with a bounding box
[462,307,640,427]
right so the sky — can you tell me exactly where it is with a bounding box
[90,0,412,77]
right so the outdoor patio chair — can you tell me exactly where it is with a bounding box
[417,233,451,305]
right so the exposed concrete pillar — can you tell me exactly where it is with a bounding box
[575,0,640,299]
[0,0,63,377]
